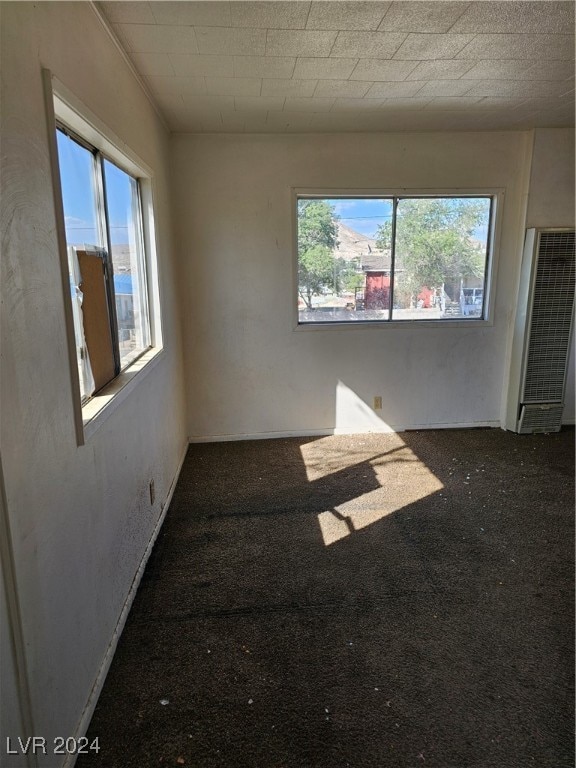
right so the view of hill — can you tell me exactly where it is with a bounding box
[335,222,390,271]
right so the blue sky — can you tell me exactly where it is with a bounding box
[56,129,134,247]
[326,198,393,239]
[325,196,490,241]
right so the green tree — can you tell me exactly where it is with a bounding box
[298,245,335,308]
[338,257,365,292]
[298,200,339,308]
[376,198,488,300]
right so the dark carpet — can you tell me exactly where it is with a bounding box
[77,428,574,768]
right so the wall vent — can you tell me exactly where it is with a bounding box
[505,228,575,434]
[518,404,564,434]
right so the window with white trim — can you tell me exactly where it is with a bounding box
[296,195,495,324]
[55,124,152,400]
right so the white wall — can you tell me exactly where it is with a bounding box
[1,455,29,768]
[0,4,187,764]
[173,131,534,439]
[525,128,575,423]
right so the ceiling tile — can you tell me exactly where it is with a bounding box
[313,79,373,98]
[350,59,418,81]
[218,114,250,133]
[241,114,271,131]
[180,94,235,110]
[405,59,476,80]
[205,77,262,96]
[518,94,575,112]
[379,97,432,110]
[230,1,310,29]
[261,79,318,97]
[310,112,383,130]
[146,75,206,95]
[457,34,575,60]
[359,112,421,130]
[148,2,231,26]
[234,96,285,111]
[519,99,574,119]
[233,56,296,79]
[464,79,574,98]
[378,2,470,33]
[148,90,185,113]
[161,102,218,121]
[432,112,509,129]
[480,112,527,129]
[265,111,314,130]
[195,27,266,56]
[473,98,529,110]
[306,2,391,31]
[331,97,385,111]
[293,57,358,80]
[412,80,476,98]
[100,2,156,24]
[393,33,475,60]
[116,23,198,53]
[424,97,484,110]
[221,110,269,128]
[522,61,576,81]
[129,51,175,77]
[283,97,336,112]
[102,0,575,133]
[330,30,407,58]
[365,80,426,98]
[450,1,575,34]
[461,60,548,80]
[528,110,575,128]
[370,113,425,130]
[170,54,234,78]
[165,108,221,132]
[266,30,337,57]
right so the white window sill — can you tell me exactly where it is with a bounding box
[81,347,164,442]
[293,317,494,331]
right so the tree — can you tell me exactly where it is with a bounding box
[298,245,335,309]
[375,198,488,301]
[338,257,365,292]
[298,200,339,308]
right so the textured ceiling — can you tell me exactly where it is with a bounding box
[98,1,575,133]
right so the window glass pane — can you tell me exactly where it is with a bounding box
[393,197,492,320]
[56,129,103,399]
[298,198,393,323]
[56,129,100,248]
[103,159,149,368]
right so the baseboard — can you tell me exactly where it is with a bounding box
[189,422,501,442]
[64,441,188,768]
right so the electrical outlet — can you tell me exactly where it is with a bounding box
[149,479,155,505]
[373,396,382,410]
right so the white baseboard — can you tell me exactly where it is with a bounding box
[189,421,501,443]
[64,441,188,768]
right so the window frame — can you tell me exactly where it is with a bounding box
[292,187,502,331]
[44,71,163,445]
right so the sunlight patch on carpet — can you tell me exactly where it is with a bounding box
[303,435,444,546]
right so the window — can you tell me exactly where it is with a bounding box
[296,195,495,324]
[56,125,151,400]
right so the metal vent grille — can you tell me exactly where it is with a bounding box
[518,404,563,434]
[522,230,575,403]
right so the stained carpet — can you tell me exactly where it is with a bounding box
[77,428,574,768]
